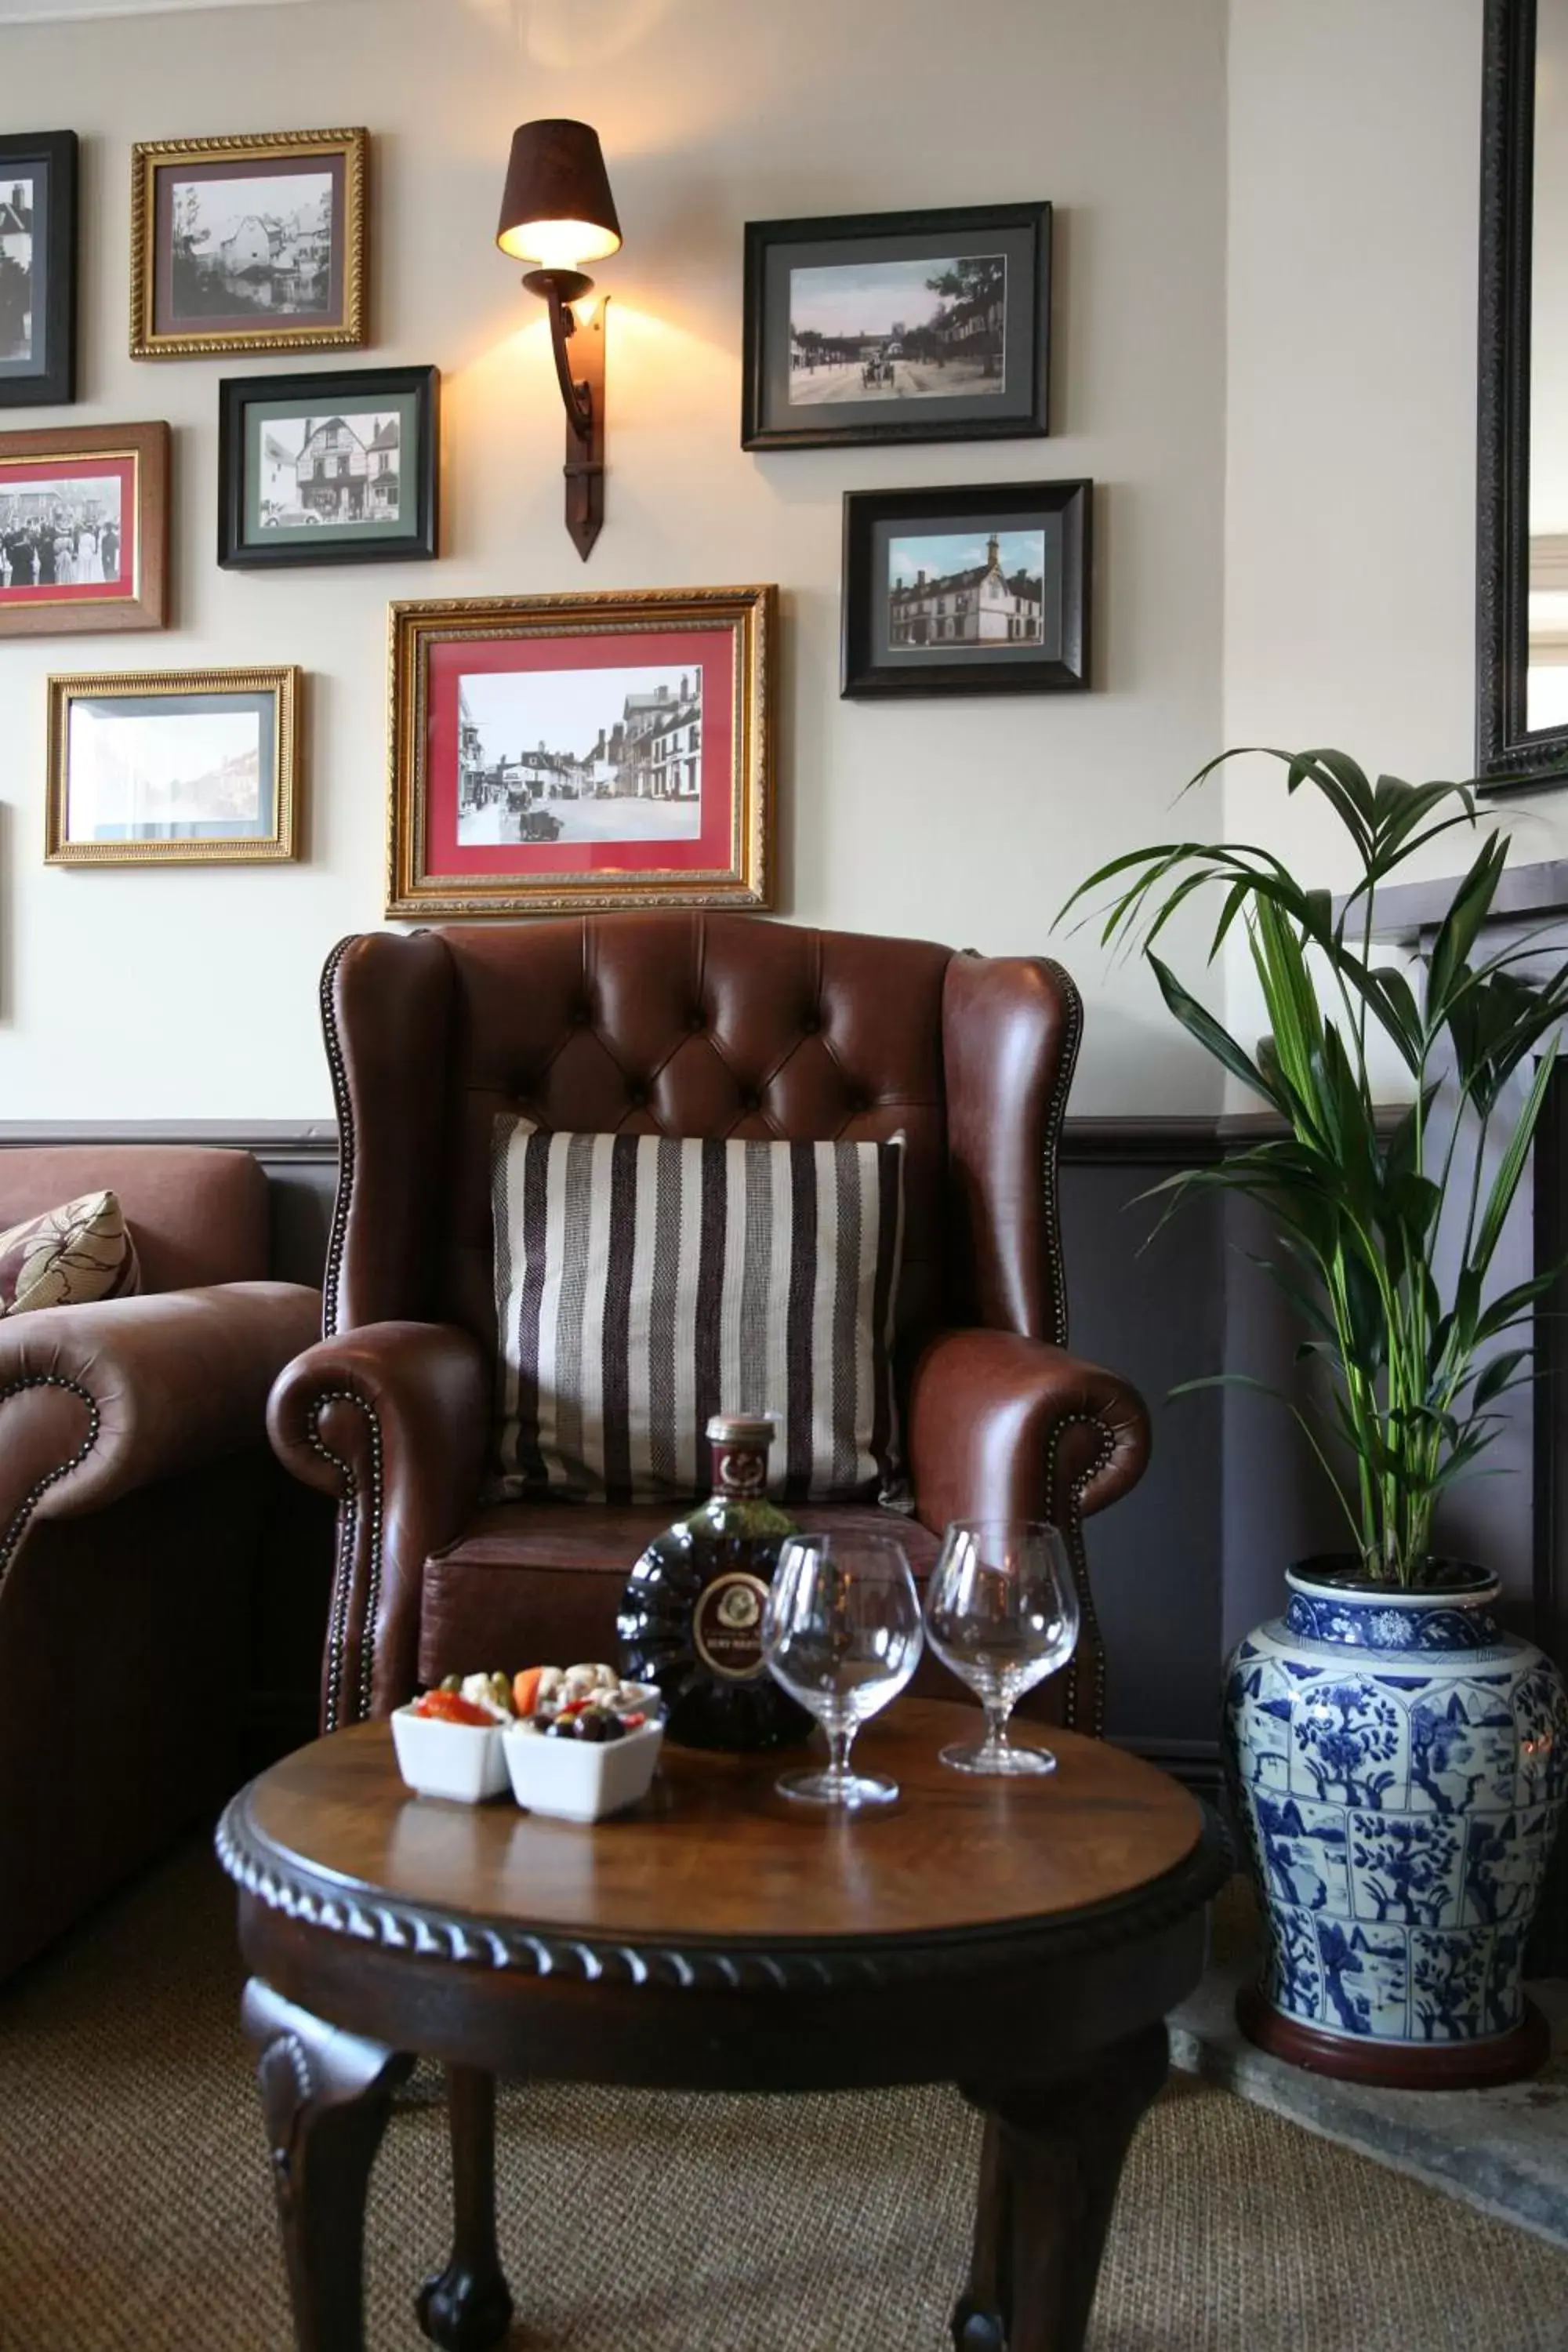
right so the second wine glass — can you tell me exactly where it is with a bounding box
[924,1519,1080,1774]
[760,1532,923,1808]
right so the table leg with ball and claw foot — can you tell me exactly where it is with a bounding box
[242,1978,415,2352]
[952,2024,1170,2352]
[416,2067,515,2350]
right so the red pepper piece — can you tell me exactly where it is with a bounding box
[413,1690,495,1727]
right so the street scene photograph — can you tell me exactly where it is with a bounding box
[788,252,1006,405]
[256,409,401,531]
[168,169,333,323]
[0,176,34,361]
[887,527,1047,652]
[1,474,123,591]
[67,703,262,839]
[457,663,702,848]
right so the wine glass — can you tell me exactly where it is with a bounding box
[924,1519,1079,1775]
[760,1532,924,1808]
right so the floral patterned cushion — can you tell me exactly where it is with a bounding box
[0,1189,140,1317]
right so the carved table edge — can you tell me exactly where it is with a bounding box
[215,1793,1232,1993]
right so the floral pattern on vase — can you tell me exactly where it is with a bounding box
[1225,1570,1568,2049]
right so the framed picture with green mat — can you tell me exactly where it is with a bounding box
[216,364,439,570]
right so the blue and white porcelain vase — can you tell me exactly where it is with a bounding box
[1224,1564,1568,2086]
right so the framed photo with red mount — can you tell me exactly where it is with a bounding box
[387,586,775,917]
[0,421,169,638]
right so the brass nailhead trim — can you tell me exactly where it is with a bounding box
[1039,961,1103,1733]
[0,1374,101,1581]
[307,1387,385,1731]
[1049,1410,1116,1737]
[318,936,358,1342]
[1041,957,1083,1353]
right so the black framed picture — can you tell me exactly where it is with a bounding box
[840,480,1091,699]
[742,202,1050,452]
[217,364,439,568]
[0,132,78,408]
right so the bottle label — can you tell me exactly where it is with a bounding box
[692,1570,771,1681]
[713,1443,768,1499]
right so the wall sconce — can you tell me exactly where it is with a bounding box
[497,118,622,561]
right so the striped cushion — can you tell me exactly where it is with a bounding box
[490,1123,906,1506]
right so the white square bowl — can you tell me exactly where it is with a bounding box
[502,1715,664,1821]
[390,1704,510,1803]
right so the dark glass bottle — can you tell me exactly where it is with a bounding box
[616,1414,813,1751]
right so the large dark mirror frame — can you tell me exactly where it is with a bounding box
[1479,0,1568,790]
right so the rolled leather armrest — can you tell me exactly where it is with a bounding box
[906,1326,1151,1538]
[0,1282,321,1563]
[267,1320,488,1727]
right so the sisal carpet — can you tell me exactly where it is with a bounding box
[2,1844,1566,2352]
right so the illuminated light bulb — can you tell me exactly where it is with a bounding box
[497,216,622,270]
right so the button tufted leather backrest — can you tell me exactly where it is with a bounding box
[436,913,951,1354]
[319,915,1080,1374]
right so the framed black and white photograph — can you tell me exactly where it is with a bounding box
[840,480,1091,699]
[0,132,78,408]
[217,365,438,568]
[1,420,169,636]
[742,202,1049,451]
[387,586,772,916]
[130,128,366,360]
[46,666,300,864]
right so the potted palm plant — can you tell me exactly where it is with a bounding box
[1066,747,1568,2087]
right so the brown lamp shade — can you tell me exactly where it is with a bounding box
[496,118,622,270]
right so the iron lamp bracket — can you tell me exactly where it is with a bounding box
[523,268,606,561]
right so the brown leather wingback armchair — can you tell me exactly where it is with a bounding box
[269,915,1150,1737]
[0,1146,321,1979]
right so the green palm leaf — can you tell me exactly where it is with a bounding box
[1060,742,1568,1585]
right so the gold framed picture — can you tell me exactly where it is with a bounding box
[46,666,301,864]
[129,128,367,360]
[387,586,775,917]
[1,420,169,637]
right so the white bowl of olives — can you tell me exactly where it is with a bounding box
[500,1662,664,1821]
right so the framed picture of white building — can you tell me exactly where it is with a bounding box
[130,128,366,360]
[840,481,1091,699]
[217,365,438,568]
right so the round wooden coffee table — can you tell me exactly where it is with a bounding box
[216,1698,1227,2352]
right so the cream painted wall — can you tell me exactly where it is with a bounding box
[1224,0,1483,871]
[1223,0,1568,908]
[1218,0,1504,1098]
[0,0,1228,1118]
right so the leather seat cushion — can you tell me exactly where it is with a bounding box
[418,1500,942,1689]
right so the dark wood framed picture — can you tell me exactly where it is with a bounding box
[0,131,78,408]
[742,201,1050,452]
[130,128,367,360]
[387,586,774,917]
[840,480,1091,699]
[218,365,438,569]
[46,666,300,864]
[1,420,169,637]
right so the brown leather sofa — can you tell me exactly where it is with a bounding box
[0,1146,320,1980]
[269,915,1150,1737]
